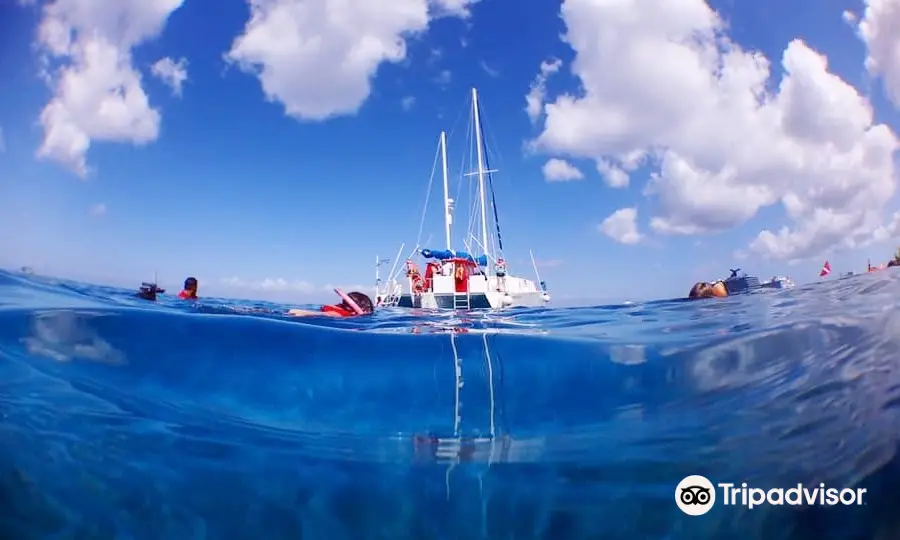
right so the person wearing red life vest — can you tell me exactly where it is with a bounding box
[286,289,374,318]
[178,277,198,300]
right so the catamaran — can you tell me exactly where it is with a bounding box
[374,88,551,310]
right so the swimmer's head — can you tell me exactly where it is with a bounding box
[688,280,728,299]
[347,292,374,314]
[183,277,198,293]
[333,289,374,315]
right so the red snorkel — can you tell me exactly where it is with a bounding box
[334,288,365,315]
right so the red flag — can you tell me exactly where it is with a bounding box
[819,260,831,277]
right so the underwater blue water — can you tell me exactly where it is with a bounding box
[2,269,900,539]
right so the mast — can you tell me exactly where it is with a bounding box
[472,88,490,262]
[375,254,380,287]
[440,131,452,250]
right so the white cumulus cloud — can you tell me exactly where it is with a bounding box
[859,0,900,109]
[34,0,184,176]
[542,158,583,182]
[225,0,477,121]
[322,284,371,294]
[600,207,643,245]
[151,56,188,96]
[530,0,899,261]
[596,158,630,188]
[525,58,561,124]
[221,276,316,293]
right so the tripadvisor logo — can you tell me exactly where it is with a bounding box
[675,475,867,515]
[675,475,716,516]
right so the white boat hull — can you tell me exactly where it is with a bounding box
[396,290,549,310]
[378,270,550,310]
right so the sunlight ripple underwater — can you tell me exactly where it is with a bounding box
[2,270,900,539]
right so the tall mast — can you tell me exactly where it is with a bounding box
[472,87,490,261]
[440,131,452,250]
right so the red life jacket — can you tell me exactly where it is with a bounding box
[320,304,355,317]
[178,290,196,300]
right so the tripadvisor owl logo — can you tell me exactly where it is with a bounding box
[674,475,867,515]
[675,475,716,516]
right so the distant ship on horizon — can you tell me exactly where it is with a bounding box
[723,268,794,294]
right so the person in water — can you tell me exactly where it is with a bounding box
[688,280,728,299]
[178,277,198,299]
[887,249,900,267]
[286,289,374,318]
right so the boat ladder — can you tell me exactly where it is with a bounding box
[377,280,402,307]
[453,293,471,310]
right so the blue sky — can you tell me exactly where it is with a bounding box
[1,0,900,303]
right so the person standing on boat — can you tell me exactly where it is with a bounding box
[286,289,374,318]
[424,262,441,291]
[495,258,507,277]
[494,257,507,292]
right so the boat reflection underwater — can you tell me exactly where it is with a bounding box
[410,325,512,467]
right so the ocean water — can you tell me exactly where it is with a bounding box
[2,269,900,540]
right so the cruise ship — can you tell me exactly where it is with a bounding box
[723,268,794,294]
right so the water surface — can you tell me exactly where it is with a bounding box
[2,270,899,539]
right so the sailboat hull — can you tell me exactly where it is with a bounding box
[397,291,548,310]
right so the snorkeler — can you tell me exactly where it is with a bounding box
[286,289,374,318]
[178,277,198,300]
[887,249,900,267]
[688,280,728,299]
